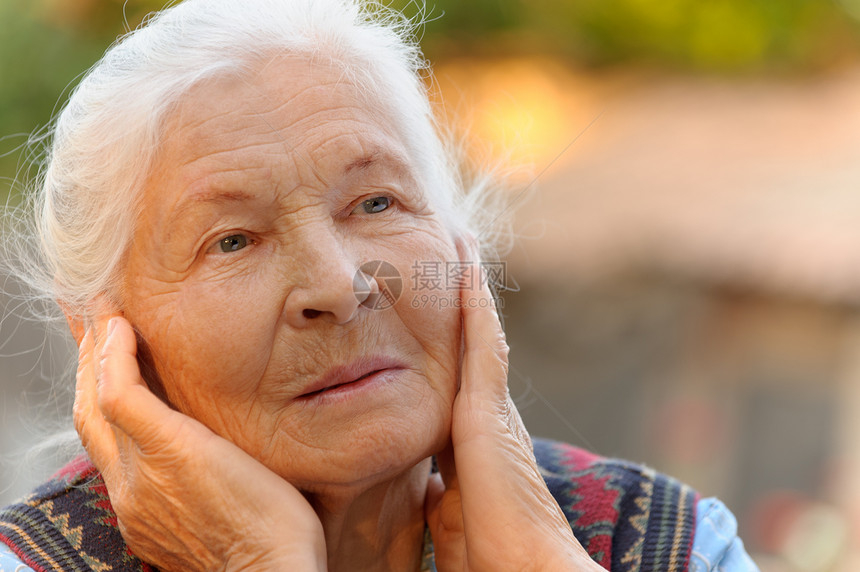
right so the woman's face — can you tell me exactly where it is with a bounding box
[119,56,461,493]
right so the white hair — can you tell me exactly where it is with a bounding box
[0,0,514,493]
[9,0,509,322]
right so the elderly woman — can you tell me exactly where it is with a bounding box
[0,1,759,571]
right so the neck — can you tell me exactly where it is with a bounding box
[306,458,431,572]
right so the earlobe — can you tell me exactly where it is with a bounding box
[59,295,120,347]
[60,302,87,346]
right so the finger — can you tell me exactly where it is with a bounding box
[458,267,533,453]
[424,472,464,535]
[424,472,446,525]
[74,327,120,471]
[458,240,509,406]
[424,472,466,570]
[97,316,188,450]
[505,393,534,455]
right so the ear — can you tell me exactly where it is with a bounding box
[59,301,87,346]
[61,295,125,348]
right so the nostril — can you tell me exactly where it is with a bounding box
[303,309,322,319]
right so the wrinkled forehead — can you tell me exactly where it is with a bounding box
[155,55,414,175]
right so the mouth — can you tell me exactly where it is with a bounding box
[296,357,406,400]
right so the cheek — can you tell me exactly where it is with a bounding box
[416,301,461,405]
[399,235,461,335]
[391,245,462,398]
[127,273,281,421]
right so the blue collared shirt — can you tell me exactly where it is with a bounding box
[689,497,760,572]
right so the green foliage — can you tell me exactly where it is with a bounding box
[396,0,860,72]
[555,0,859,72]
[1,0,858,200]
[0,0,167,200]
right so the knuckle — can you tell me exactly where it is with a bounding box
[493,331,510,357]
[111,492,131,521]
[496,341,510,374]
[96,379,121,417]
[72,393,84,416]
[72,403,86,434]
[117,517,147,554]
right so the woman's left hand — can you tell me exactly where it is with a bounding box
[424,239,604,572]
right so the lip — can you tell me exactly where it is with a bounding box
[296,356,407,399]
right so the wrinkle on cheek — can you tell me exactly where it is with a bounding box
[121,275,181,342]
[209,399,269,446]
[126,311,192,412]
[378,225,455,262]
[193,258,269,285]
[126,279,273,421]
[264,399,349,462]
[414,324,459,390]
[253,361,304,406]
[257,420,304,469]
[394,299,460,389]
[257,323,382,408]
[127,237,193,285]
[388,235,460,386]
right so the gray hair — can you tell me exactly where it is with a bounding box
[11,0,508,322]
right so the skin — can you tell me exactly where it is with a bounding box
[71,55,603,571]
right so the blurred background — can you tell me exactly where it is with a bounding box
[2,0,860,569]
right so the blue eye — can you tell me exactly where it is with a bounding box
[218,234,248,252]
[360,197,390,214]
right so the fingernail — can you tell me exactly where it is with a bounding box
[106,317,118,338]
[80,328,92,351]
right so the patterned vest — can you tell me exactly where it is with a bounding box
[0,439,697,571]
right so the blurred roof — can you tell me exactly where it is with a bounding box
[437,59,860,305]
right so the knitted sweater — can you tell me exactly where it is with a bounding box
[0,438,697,571]
[532,439,698,571]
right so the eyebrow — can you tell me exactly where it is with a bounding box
[167,150,412,225]
[167,189,257,226]
[188,189,255,204]
[343,149,411,176]
[344,152,378,173]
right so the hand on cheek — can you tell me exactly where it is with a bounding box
[74,305,326,572]
[425,237,603,572]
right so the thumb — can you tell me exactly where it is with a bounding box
[424,472,446,526]
[97,316,190,450]
[424,472,466,570]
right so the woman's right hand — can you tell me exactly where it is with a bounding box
[74,313,327,571]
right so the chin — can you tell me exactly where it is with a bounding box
[276,412,451,494]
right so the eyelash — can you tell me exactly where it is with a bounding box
[206,233,257,255]
[351,195,395,216]
[203,195,395,256]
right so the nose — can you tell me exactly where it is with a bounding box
[281,227,368,327]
